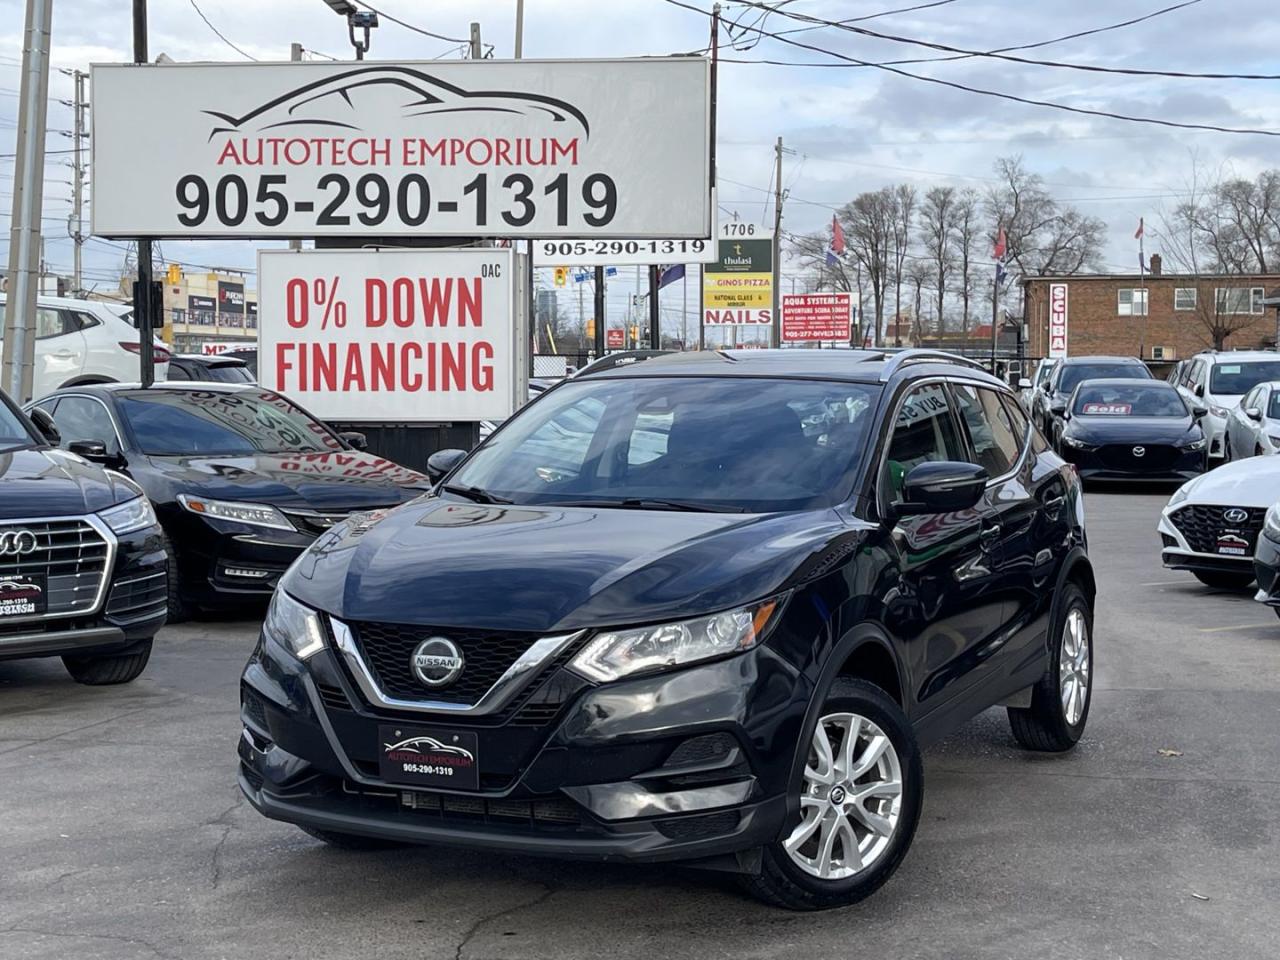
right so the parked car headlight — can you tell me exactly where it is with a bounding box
[1269,435,1280,447]
[1210,405,1230,419]
[571,596,786,683]
[1264,504,1280,544]
[1061,435,1095,450]
[263,589,326,660]
[97,495,157,535]
[178,494,293,531]
[1181,437,1208,451]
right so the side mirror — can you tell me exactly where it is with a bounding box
[426,448,467,484]
[68,439,120,466]
[1245,406,1263,422]
[338,430,368,451]
[1049,399,1068,416]
[892,461,988,518]
[28,408,60,445]
[1041,381,1052,393]
[1194,384,1205,398]
[1017,378,1032,390]
[1192,405,1209,420]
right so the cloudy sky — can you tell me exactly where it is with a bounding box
[3,0,1277,331]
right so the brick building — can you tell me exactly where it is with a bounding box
[1022,255,1280,363]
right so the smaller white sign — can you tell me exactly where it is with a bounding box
[258,248,515,422]
[1048,283,1068,359]
[537,236,716,267]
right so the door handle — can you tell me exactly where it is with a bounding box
[979,525,1002,549]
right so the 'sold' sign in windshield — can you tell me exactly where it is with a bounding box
[91,59,710,239]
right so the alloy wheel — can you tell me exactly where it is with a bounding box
[1059,607,1091,726]
[784,712,903,880]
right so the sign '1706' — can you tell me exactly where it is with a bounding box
[90,59,711,238]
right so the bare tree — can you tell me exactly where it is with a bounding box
[951,188,981,332]
[889,185,916,346]
[906,261,929,344]
[845,188,896,347]
[984,155,1105,278]
[1191,281,1261,350]
[919,185,956,335]
[787,231,856,293]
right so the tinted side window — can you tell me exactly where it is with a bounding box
[955,385,1021,477]
[70,311,102,331]
[166,363,192,381]
[52,397,120,454]
[1001,393,1032,447]
[884,384,965,496]
[35,308,73,340]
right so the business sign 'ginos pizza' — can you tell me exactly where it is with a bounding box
[91,59,710,238]
[257,249,515,423]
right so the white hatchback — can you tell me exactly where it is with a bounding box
[1224,380,1280,460]
[0,295,170,398]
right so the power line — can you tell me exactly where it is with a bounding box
[352,1,492,53]
[663,0,1280,137]
[188,0,258,61]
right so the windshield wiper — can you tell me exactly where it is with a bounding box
[550,497,746,514]
[441,483,513,505]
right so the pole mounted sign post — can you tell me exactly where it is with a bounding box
[1048,283,1068,358]
[90,59,711,240]
[702,221,774,332]
[781,293,852,344]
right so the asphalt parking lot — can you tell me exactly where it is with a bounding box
[2,490,1278,960]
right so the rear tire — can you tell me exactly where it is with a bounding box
[297,825,408,850]
[742,678,923,910]
[1193,570,1255,590]
[1008,583,1092,752]
[62,639,153,685]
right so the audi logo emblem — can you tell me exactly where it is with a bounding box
[0,529,39,557]
[1223,507,1250,524]
[1131,446,1146,458]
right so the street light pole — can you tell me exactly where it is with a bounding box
[132,0,157,388]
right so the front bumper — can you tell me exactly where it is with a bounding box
[1204,413,1227,459]
[238,629,804,867]
[1158,507,1257,574]
[1061,444,1204,483]
[1254,534,1280,607]
[165,512,316,607]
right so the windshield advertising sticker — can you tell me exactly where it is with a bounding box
[258,248,515,423]
[91,59,710,238]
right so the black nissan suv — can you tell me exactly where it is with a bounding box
[0,385,166,684]
[239,349,1094,909]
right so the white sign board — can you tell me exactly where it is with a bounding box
[536,237,716,267]
[92,59,710,238]
[1048,283,1068,358]
[703,221,773,327]
[257,248,515,422]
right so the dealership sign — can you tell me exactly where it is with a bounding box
[781,293,852,343]
[1048,283,1068,358]
[703,222,773,327]
[257,248,515,422]
[91,59,710,238]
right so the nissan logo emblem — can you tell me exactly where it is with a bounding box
[1223,507,1250,524]
[410,637,465,689]
[1131,446,1145,458]
[0,529,38,557]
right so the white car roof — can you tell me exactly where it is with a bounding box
[1178,456,1280,508]
[1198,351,1279,364]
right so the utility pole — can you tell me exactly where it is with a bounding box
[514,0,525,58]
[70,68,87,295]
[133,0,156,388]
[2,0,53,403]
[989,270,999,372]
[469,22,482,59]
[648,264,661,348]
[700,2,720,352]
[593,266,605,356]
[288,43,304,253]
[772,136,784,348]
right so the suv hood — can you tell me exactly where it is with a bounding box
[143,450,429,511]
[284,497,849,633]
[0,446,139,520]
[1173,456,1280,508]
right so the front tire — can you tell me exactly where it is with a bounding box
[1193,570,1255,590]
[1008,583,1092,752]
[743,678,923,910]
[161,534,190,623]
[62,639,153,685]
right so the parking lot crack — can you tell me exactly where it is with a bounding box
[207,795,246,889]
[452,877,556,960]
[2,926,177,960]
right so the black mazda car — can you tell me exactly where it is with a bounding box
[28,383,430,620]
[1034,355,1153,447]
[238,349,1096,910]
[0,386,166,684]
[1056,379,1208,482]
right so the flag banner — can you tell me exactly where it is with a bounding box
[1135,217,1145,240]
[658,263,686,289]
[992,226,1007,261]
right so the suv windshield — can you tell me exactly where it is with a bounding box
[0,395,35,452]
[452,376,881,512]
[1209,360,1280,395]
[117,389,343,456]
[1058,363,1149,395]
[1073,383,1186,417]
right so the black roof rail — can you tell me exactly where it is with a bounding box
[877,349,986,382]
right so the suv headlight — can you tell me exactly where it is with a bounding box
[263,589,325,660]
[1265,504,1280,544]
[571,596,785,683]
[97,495,157,535]
[179,494,293,531]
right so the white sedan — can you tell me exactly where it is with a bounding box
[1224,380,1280,460]
[1158,456,1280,590]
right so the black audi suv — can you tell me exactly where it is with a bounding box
[239,349,1095,909]
[0,386,166,684]
[1056,378,1207,482]
[28,383,430,620]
